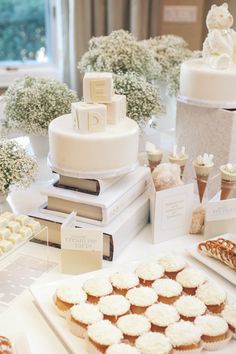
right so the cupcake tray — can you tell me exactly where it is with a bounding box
[30,257,236,354]
[186,234,236,286]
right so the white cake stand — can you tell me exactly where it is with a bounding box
[47,155,139,179]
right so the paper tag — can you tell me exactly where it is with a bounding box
[204,198,236,238]
[150,181,194,243]
[60,212,103,274]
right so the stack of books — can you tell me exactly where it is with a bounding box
[30,165,150,261]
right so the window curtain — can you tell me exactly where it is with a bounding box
[58,0,161,95]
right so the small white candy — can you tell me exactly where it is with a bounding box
[15,214,30,226]
[0,217,8,228]
[19,226,33,238]
[0,228,11,239]
[0,239,13,252]
[7,221,20,233]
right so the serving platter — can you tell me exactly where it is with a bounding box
[30,256,236,354]
[187,234,236,286]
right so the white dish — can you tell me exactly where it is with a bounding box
[30,257,236,354]
[187,234,236,286]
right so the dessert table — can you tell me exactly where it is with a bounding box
[0,185,235,354]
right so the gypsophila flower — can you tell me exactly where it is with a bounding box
[141,35,201,96]
[4,76,77,135]
[0,138,37,194]
[79,30,161,80]
[114,72,165,126]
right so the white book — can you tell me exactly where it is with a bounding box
[29,192,150,261]
[40,166,150,226]
[55,174,123,195]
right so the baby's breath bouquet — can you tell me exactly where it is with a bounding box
[79,30,161,80]
[79,30,163,125]
[141,35,201,96]
[114,73,164,126]
[4,76,77,135]
[0,138,37,195]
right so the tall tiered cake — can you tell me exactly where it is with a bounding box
[33,72,150,260]
[177,2,236,196]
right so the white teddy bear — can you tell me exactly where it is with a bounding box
[203,3,236,69]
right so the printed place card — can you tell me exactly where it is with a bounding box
[204,198,236,239]
[150,181,194,243]
[61,212,103,274]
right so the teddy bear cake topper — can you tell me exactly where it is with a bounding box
[203,2,236,69]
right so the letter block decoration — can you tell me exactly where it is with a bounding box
[106,95,126,125]
[83,72,113,103]
[71,102,107,133]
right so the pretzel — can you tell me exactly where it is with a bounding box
[198,238,236,270]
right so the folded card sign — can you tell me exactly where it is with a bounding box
[61,212,103,274]
[150,181,194,243]
[204,198,236,239]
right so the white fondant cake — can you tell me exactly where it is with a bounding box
[180,58,236,105]
[179,3,236,107]
[49,114,139,177]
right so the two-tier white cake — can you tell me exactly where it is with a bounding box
[48,73,139,178]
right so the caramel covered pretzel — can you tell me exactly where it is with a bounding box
[198,238,236,270]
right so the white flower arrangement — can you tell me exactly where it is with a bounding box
[0,138,38,194]
[141,35,201,96]
[78,30,164,124]
[114,73,164,126]
[4,76,77,135]
[79,30,161,80]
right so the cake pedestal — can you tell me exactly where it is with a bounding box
[176,99,236,198]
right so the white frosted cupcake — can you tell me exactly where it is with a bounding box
[14,214,30,226]
[175,296,206,321]
[145,303,179,333]
[126,287,157,314]
[54,284,87,317]
[106,343,140,354]
[135,332,172,354]
[152,278,183,304]
[176,268,206,295]
[158,255,186,279]
[195,315,231,350]
[116,314,151,344]
[19,226,33,238]
[98,295,130,323]
[110,271,139,295]
[83,277,113,304]
[196,283,226,314]
[87,320,123,354]
[166,321,202,353]
[135,262,164,286]
[222,304,236,339]
[6,221,20,233]
[68,303,103,338]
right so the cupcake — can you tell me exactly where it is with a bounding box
[158,255,186,279]
[106,343,140,354]
[175,296,206,322]
[126,287,157,314]
[196,283,226,314]
[54,284,87,317]
[116,314,151,344]
[135,332,172,354]
[195,315,231,350]
[176,268,206,295]
[87,320,123,354]
[135,262,164,286]
[110,271,139,295]
[222,304,236,338]
[145,303,179,333]
[6,221,20,233]
[98,295,130,323]
[14,214,30,225]
[83,277,113,304]
[152,278,183,304]
[166,321,202,353]
[68,303,103,338]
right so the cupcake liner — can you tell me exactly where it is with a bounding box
[202,330,232,351]
[53,295,70,318]
[86,336,104,354]
[173,341,203,354]
[66,314,86,338]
